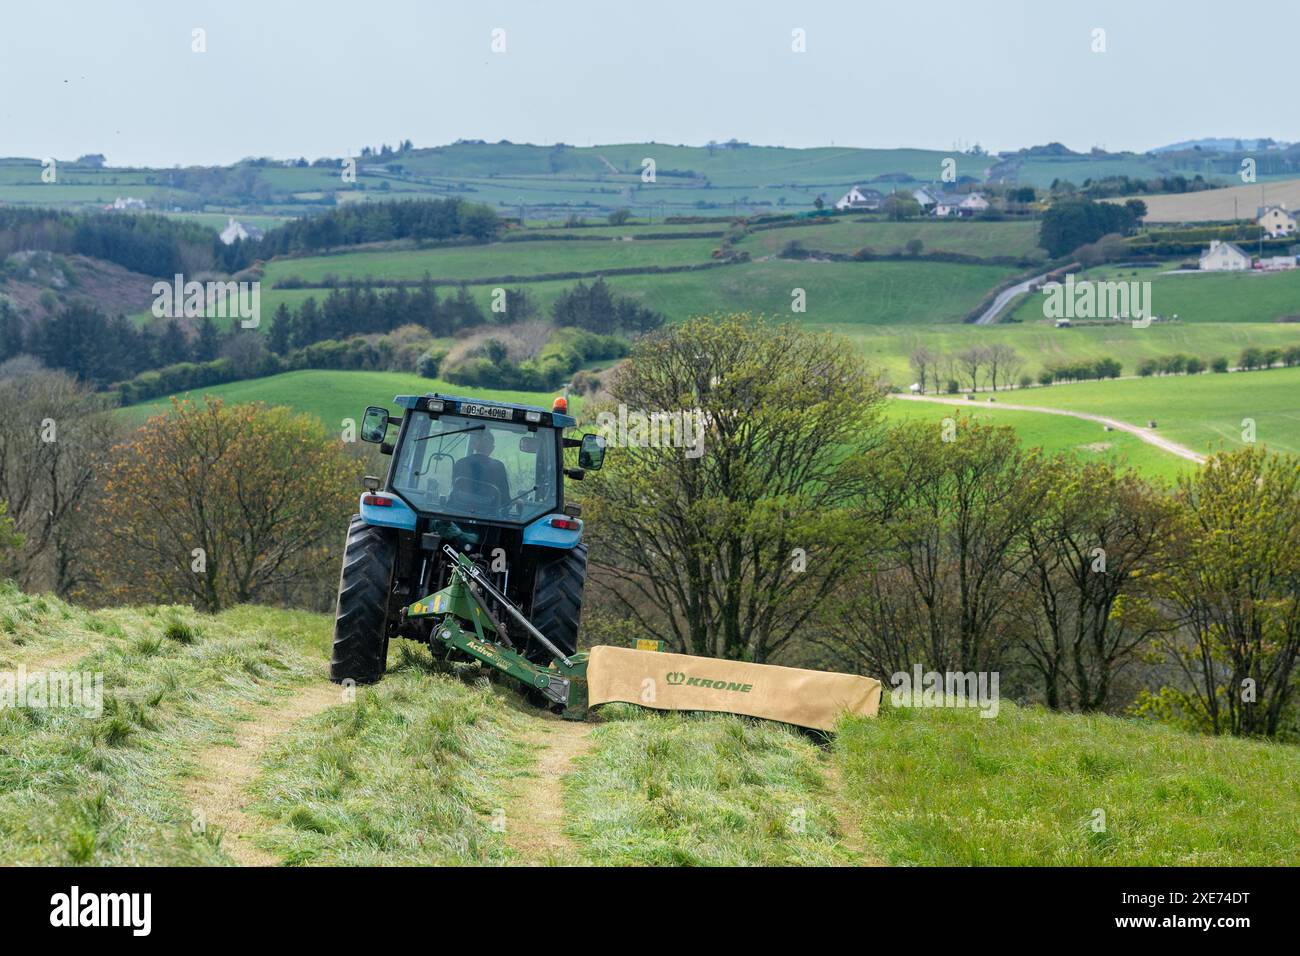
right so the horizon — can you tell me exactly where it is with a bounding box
[4,135,1296,170]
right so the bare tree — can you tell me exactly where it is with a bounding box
[0,365,120,595]
[908,346,936,393]
[986,343,1023,391]
[955,345,990,391]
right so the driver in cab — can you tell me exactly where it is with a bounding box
[452,428,511,512]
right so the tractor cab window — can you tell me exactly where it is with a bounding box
[391,412,558,524]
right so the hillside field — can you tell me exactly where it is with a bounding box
[2,585,1296,866]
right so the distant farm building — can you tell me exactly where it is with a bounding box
[929,192,989,218]
[1198,240,1252,271]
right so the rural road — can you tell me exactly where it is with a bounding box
[893,393,1207,464]
[973,272,1053,325]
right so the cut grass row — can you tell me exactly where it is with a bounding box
[0,584,331,865]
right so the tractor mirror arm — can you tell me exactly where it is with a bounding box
[564,468,585,481]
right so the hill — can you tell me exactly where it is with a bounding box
[2,583,1295,865]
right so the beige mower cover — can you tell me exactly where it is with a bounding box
[586,645,881,731]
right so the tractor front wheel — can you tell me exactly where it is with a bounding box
[329,515,397,684]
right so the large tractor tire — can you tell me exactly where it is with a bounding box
[527,542,588,661]
[329,515,397,684]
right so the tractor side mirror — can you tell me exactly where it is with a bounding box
[361,406,390,443]
[578,433,606,470]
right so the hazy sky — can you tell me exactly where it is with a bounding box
[1,0,1293,167]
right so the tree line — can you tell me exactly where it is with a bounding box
[583,315,1300,740]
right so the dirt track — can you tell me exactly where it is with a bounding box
[502,717,596,865]
[892,393,1207,464]
[184,682,343,866]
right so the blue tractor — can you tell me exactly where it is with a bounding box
[329,392,606,711]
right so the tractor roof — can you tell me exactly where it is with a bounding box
[393,393,577,428]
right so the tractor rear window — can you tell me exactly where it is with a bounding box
[390,412,559,524]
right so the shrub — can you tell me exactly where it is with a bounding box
[1211,356,1229,373]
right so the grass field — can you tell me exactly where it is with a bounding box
[738,219,1046,260]
[1005,262,1300,324]
[882,398,1193,482]
[116,369,576,428]
[259,236,721,286]
[1001,366,1300,458]
[204,258,1019,333]
[844,320,1300,383]
[4,583,1297,866]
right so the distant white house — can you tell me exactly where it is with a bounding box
[1261,255,1297,271]
[1198,240,1252,271]
[1256,204,1298,238]
[107,196,146,211]
[929,191,989,218]
[835,186,884,211]
[220,217,265,245]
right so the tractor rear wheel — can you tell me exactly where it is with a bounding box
[527,543,588,662]
[329,515,397,684]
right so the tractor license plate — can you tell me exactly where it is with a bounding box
[461,403,514,421]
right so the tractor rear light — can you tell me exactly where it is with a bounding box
[425,399,445,413]
[549,517,580,531]
[363,494,394,508]
[525,410,542,423]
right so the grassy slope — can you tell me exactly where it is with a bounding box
[3,584,1297,866]
[837,702,1300,865]
[0,584,329,864]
